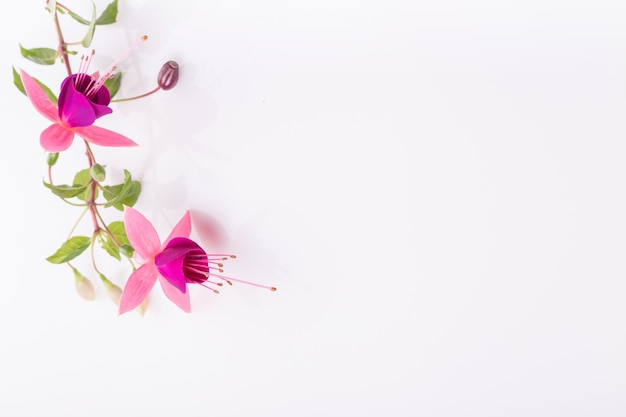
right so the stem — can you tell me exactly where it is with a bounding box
[111,86,161,102]
[90,234,102,275]
[83,141,103,234]
[95,209,121,247]
[52,8,72,75]
[67,207,90,239]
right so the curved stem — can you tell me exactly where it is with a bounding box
[67,207,90,239]
[111,86,161,102]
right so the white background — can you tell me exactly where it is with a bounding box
[1,0,626,416]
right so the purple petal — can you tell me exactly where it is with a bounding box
[155,253,188,294]
[58,76,97,127]
[156,238,201,264]
[155,238,203,293]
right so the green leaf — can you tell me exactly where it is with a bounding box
[108,221,130,246]
[96,0,118,25]
[19,45,57,65]
[99,232,120,261]
[103,72,122,98]
[47,236,91,264]
[43,180,88,198]
[81,2,97,48]
[73,169,96,201]
[12,67,25,95]
[102,170,142,210]
[67,9,90,25]
[69,0,117,26]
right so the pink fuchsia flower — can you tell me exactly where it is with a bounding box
[19,37,149,152]
[119,207,276,315]
[20,69,136,152]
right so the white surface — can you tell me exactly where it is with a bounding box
[1,0,626,416]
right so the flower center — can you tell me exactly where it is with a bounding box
[183,249,210,284]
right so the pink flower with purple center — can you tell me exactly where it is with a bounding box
[20,69,136,152]
[19,38,148,152]
[119,207,276,315]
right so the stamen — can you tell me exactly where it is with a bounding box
[210,273,276,291]
[199,282,220,294]
[75,50,95,88]
[100,35,147,78]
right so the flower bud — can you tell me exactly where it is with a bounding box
[47,152,59,166]
[73,268,95,301]
[90,163,106,182]
[107,284,123,306]
[157,61,179,90]
[99,274,122,306]
[137,296,149,317]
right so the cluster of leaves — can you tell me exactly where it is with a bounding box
[44,165,140,264]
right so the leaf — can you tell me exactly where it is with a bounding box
[103,72,122,98]
[47,236,91,264]
[96,0,118,25]
[43,180,88,198]
[108,221,130,246]
[102,170,142,210]
[99,232,120,261]
[67,10,90,25]
[12,67,25,95]
[116,181,141,209]
[19,45,57,65]
[73,169,96,202]
[81,2,97,48]
[69,0,117,26]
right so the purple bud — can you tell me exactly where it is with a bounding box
[157,61,179,90]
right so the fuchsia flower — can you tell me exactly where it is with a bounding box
[20,69,137,152]
[19,38,149,152]
[119,207,276,315]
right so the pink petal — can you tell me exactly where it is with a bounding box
[163,211,192,247]
[40,123,75,152]
[118,263,158,315]
[124,207,161,260]
[158,275,191,313]
[74,125,138,147]
[20,70,59,122]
